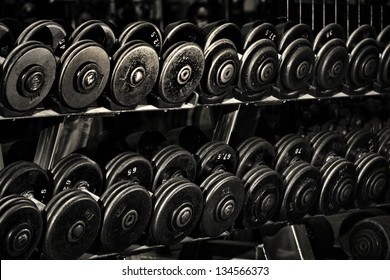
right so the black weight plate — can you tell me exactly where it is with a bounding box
[240,165,282,228]
[345,129,378,162]
[309,130,329,148]
[0,197,42,259]
[69,20,116,54]
[275,134,297,151]
[378,126,390,144]
[319,158,357,214]
[347,24,377,52]
[162,21,202,55]
[313,23,346,53]
[43,189,101,259]
[377,25,390,50]
[378,44,390,87]
[199,39,239,97]
[238,39,278,93]
[355,153,389,207]
[314,39,349,90]
[280,163,320,221]
[236,137,275,178]
[159,41,205,104]
[278,23,313,53]
[304,216,335,260]
[149,179,203,246]
[0,22,15,57]
[105,152,153,190]
[52,155,104,196]
[378,133,390,159]
[349,216,390,260]
[195,141,237,184]
[202,21,241,51]
[58,40,110,109]
[311,132,346,167]
[1,41,56,112]
[0,161,51,204]
[279,38,315,92]
[241,22,278,51]
[348,39,380,88]
[98,181,152,253]
[152,145,197,191]
[199,171,244,236]
[119,21,162,54]
[110,42,159,107]
[274,135,312,173]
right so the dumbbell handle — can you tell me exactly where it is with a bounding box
[23,192,45,212]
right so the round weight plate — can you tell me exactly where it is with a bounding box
[377,25,390,50]
[105,152,153,190]
[315,39,349,90]
[240,166,282,228]
[1,42,56,111]
[199,171,244,236]
[152,145,197,191]
[110,42,159,107]
[378,44,390,87]
[313,24,346,53]
[98,181,152,253]
[355,153,389,207]
[304,216,335,260]
[199,39,239,97]
[238,39,279,93]
[345,129,378,162]
[159,42,205,104]
[202,21,241,51]
[274,135,312,173]
[162,21,202,55]
[241,22,278,51]
[319,158,357,214]
[378,133,390,159]
[0,196,42,259]
[58,40,110,109]
[311,132,346,167]
[43,190,101,259]
[149,179,203,245]
[280,162,320,221]
[279,38,315,92]
[278,23,314,52]
[236,137,276,178]
[348,39,379,88]
[349,216,390,260]
[69,20,116,54]
[347,25,377,52]
[52,154,104,196]
[195,141,237,184]
[119,21,162,54]
[0,161,51,204]
[0,22,15,57]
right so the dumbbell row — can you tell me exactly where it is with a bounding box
[1,18,390,117]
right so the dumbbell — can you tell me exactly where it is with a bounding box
[234,137,282,228]
[197,20,240,104]
[16,19,110,112]
[309,24,349,97]
[0,161,101,259]
[233,21,279,101]
[50,153,152,254]
[0,21,56,116]
[274,134,321,221]
[100,21,161,109]
[344,128,389,207]
[165,126,244,237]
[374,25,390,93]
[148,21,205,108]
[309,131,357,215]
[342,25,380,95]
[272,21,315,99]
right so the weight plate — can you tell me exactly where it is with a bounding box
[236,137,276,178]
[0,161,51,204]
[199,171,244,236]
[98,181,152,253]
[149,178,203,245]
[110,42,159,107]
[0,196,42,259]
[313,24,346,53]
[162,21,202,55]
[105,152,153,190]
[159,42,205,104]
[349,216,390,260]
[241,22,278,51]
[304,216,335,260]
[238,39,278,93]
[0,22,15,57]
[311,132,346,167]
[1,41,56,112]
[202,21,241,51]
[152,145,197,191]
[240,165,282,228]
[377,25,390,50]
[119,21,162,53]
[319,157,357,214]
[58,40,110,109]
[278,23,313,52]
[195,141,237,184]
[280,162,320,221]
[378,44,390,87]
[345,129,378,162]
[347,25,377,52]
[199,39,239,97]
[43,189,101,259]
